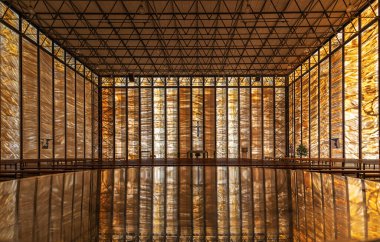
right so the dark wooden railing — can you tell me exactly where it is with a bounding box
[0,157,379,181]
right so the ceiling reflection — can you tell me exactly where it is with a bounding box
[0,167,379,241]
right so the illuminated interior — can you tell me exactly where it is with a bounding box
[0,0,380,241]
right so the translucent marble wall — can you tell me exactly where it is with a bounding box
[166,88,178,158]
[275,87,286,157]
[140,87,153,158]
[289,1,380,159]
[85,78,93,158]
[227,88,239,158]
[101,87,114,159]
[216,87,227,158]
[153,88,165,158]
[240,87,250,158]
[76,75,85,159]
[127,86,139,159]
[263,87,274,158]
[251,88,262,159]
[204,88,216,158]
[192,87,203,151]
[66,68,76,159]
[54,61,65,159]
[179,88,191,158]
[115,88,126,159]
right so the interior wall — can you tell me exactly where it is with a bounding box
[0,3,99,160]
[288,0,379,159]
[100,76,287,160]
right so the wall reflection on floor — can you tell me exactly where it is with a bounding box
[0,167,379,241]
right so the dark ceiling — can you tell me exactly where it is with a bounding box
[5,0,371,76]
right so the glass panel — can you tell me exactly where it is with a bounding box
[204,88,215,158]
[216,88,227,158]
[0,23,19,159]
[192,77,203,86]
[179,77,190,86]
[204,77,214,86]
[140,88,153,158]
[228,77,238,86]
[263,88,274,158]
[228,88,238,158]
[22,20,37,42]
[40,50,53,159]
[166,88,178,158]
[302,74,309,155]
[101,88,114,160]
[216,77,226,86]
[192,88,203,151]
[0,3,19,29]
[275,88,286,157]
[166,77,177,86]
[240,88,250,158]
[115,88,126,159]
[153,77,165,86]
[22,39,38,159]
[344,18,359,40]
[54,60,65,159]
[127,88,139,159]
[251,88,262,159]
[153,88,165,158]
[76,75,85,159]
[179,88,191,158]
[344,37,359,158]
[331,49,343,158]
[320,58,330,158]
[310,67,319,158]
[361,23,379,159]
[361,0,378,28]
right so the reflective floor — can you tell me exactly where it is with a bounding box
[0,167,379,242]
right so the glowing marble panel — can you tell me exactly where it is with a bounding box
[115,88,126,159]
[240,88,250,158]
[192,166,205,239]
[166,88,178,158]
[310,67,319,158]
[251,88,262,159]
[153,88,165,158]
[85,80,92,158]
[228,88,239,158]
[275,88,286,157]
[76,75,85,159]
[179,88,191,158]
[263,88,274,158]
[192,88,203,151]
[331,49,343,158]
[216,88,227,158]
[344,37,359,159]
[101,88,114,159]
[127,88,139,159]
[320,58,330,158]
[361,23,379,159]
[22,39,38,159]
[302,74,309,153]
[54,60,65,159]
[204,88,216,158]
[295,80,302,150]
[140,88,153,158]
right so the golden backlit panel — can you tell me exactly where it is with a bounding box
[179,88,191,158]
[216,166,228,240]
[93,85,99,159]
[76,75,85,159]
[320,58,330,158]
[54,60,65,158]
[265,169,278,240]
[126,167,139,237]
[153,167,165,239]
[166,88,178,158]
[347,177,365,240]
[251,88,262,159]
[166,167,178,237]
[0,180,16,241]
[263,88,274,158]
[85,80,92,158]
[361,23,379,159]
[216,88,227,158]
[295,170,307,241]
[0,3,18,29]
[0,24,19,159]
[192,88,203,151]
[228,88,239,158]
[127,88,139,159]
[289,84,294,155]
[302,74,309,153]
[275,88,286,157]
[101,88,114,159]
[276,169,290,240]
[204,166,217,239]
[240,88,250,158]
[179,166,192,239]
[365,180,380,239]
[22,39,38,159]
[140,88,153,158]
[154,88,165,158]
[334,176,349,239]
[321,173,335,240]
[253,168,265,239]
[66,68,76,158]
[344,18,359,40]
[240,167,253,240]
[115,88,126,159]
[295,80,302,150]
[344,37,359,158]
[139,167,153,240]
[204,88,216,158]
[99,170,113,241]
[229,167,241,240]
[312,173,324,241]
[192,166,205,239]
[40,50,53,159]
[310,67,319,158]
[331,49,343,158]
